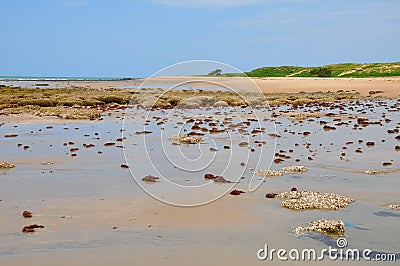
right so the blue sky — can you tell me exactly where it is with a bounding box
[0,0,399,77]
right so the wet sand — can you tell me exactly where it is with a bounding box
[1,82,400,265]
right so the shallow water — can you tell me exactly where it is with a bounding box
[0,100,399,264]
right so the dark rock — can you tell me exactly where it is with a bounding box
[22,211,33,218]
[266,193,278,198]
[22,224,44,233]
[120,164,129,168]
[4,134,18,138]
[104,142,115,146]
[230,189,245,195]
[214,176,231,183]
[291,187,298,192]
[239,142,249,147]
[366,141,375,146]
[323,125,336,131]
[141,175,159,183]
[204,173,215,179]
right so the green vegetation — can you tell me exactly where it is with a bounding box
[207,69,222,76]
[245,62,400,78]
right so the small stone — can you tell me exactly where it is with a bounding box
[120,164,129,168]
[214,176,231,183]
[22,224,44,234]
[239,142,249,147]
[230,189,245,195]
[104,142,115,146]
[266,193,278,198]
[22,211,33,218]
[204,173,215,179]
[4,134,18,138]
[141,175,159,183]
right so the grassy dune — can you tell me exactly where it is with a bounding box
[244,62,400,78]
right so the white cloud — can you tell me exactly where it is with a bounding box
[152,0,265,8]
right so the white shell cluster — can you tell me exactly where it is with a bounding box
[293,219,345,237]
[277,190,355,210]
[389,204,400,210]
[0,162,15,170]
[254,165,308,178]
[254,169,285,177]
[168,134,203,144]
[283,165,308,173]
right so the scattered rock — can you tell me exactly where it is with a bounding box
[213,176,231,183]
[22,224,44,234]
[204,173,215,179]
[141,175,159,183]
[323,125,336,131]
[366,141,375,146]
[22,211,33,218]
[238,142,249,147]
[104,142,115,146]
[4,134,18,138]
[266,193,278,198]
[230,189,245,195]
[120,164,129,168]
[135,131,153,135]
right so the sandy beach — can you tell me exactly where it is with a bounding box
[2,76,400,97]
[1,78,399,265]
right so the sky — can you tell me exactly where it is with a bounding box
[0,0,399,77]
